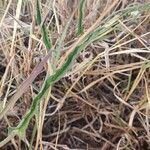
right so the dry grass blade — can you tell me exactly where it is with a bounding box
[0,52,51,119]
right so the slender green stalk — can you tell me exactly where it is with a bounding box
[36,0,41,25]
[53,11,76,68]
[29,123,37,150]
[77,0,86,35]
[36,0,52,49]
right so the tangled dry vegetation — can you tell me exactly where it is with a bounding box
[0,0,150,149]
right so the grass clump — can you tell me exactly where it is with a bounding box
[0,0,150,149]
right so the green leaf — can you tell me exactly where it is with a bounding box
[36,0,52,49]
[77,0,86,35]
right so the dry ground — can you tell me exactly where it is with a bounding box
[0,0,150,149]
